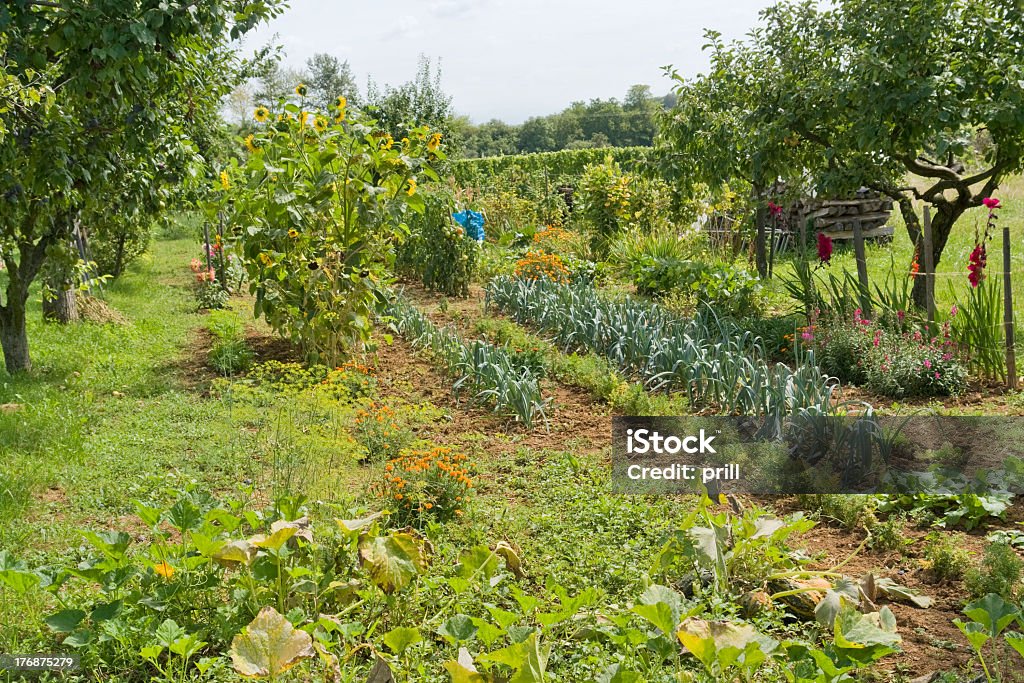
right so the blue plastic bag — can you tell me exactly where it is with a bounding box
[452,210,485,241]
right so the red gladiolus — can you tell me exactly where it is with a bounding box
[767,201,783,218]
[983,197,1001,209]
[967,243,986,288]
[817,232,833,264]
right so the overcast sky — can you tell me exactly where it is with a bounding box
[244,0,777,124]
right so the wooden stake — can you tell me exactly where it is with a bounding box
[852,220,871,317]
[1004,226,1017,389]
[922,207,936,333]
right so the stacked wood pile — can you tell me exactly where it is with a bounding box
[792,189,894,241]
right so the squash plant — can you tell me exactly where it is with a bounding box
[219,96,444,364]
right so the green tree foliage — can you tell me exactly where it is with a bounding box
[661,0,1024,301]
[304,53,360,112]
[459,85,663,158]
[0,0,282,373]
[366,56,455,147]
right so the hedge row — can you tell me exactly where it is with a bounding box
[452,146,653,188]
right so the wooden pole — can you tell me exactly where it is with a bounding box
[1004,226,1017,389]
[203,221,212,273]
[922,207,936,333]
[852,220,871,317]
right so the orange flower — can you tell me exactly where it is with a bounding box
[154,562,175,579]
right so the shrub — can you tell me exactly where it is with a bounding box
[653,262,764,318]
[965,542,1023,602]
[206,310,253,376]
[373,446,475,527]
[397,187,478,297]
[576,155,633,258]
[353,401,413,462]
[923,532,971,582]
[811,311,967,397]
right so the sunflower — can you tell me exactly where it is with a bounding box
[335,95,347,109]
[334,110,346,124]
[288,229,299,238]
[219,171,230,190]
[253,106,271,122]
[427,132,442,152]
[380,133,394,150]
[294,83,307,97]
[406,177,417,196]
[244,134,258,153]
[298,111,310,128]
[313,116,328,133]
[258,252,272,266]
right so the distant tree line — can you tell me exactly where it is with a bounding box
[228,53,669,159]
[452,86,673,158]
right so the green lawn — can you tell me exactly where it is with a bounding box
[771,174,1024,332]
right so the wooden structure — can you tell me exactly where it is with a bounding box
[794,190,894,243]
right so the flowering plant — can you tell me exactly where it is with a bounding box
[216,90,443,364]
[372,446,475,527]
[353,401,412,463]
[514,250,571,283]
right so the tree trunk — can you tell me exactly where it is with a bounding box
[0,302,31,374]
[43,285,79,324]
[908,201,963,309]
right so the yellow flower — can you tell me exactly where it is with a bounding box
[299,111,310,128]
[244,134,257,153]
[295,83,307,97]
[258,252,272,266]
[427,132,442,151]
[288,229,299,238]
[335,95,347,109]
[406,177,417,196]
[219,171,230,190]
[314,116,328,133]
[154,562,175,579]
[380,133,394,150]
[253,106,271,122]
[334,110,346,123]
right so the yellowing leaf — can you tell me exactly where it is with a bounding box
[213,540,257,567]
[250,527,296,552]
[358,532,428,594]
[494,541,524,578]
[230,606,313,678]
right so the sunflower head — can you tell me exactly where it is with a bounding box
[288,228,299,238]
[335,95,347,109]
[295,83,308,97]
[380,133,394,150]
[334,110,346,124]
[253,106,271,122]
[406,177,417,196]
[427,132,442,152]
[219,171,230,190]
[314,116,328,133]
[244,134,258,153]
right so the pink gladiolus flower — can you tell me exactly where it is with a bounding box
[950,304,958,318]
[968,244,987,288]
[935,372,941,380]
[923,359,932,369]
[983,197,1001,209]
